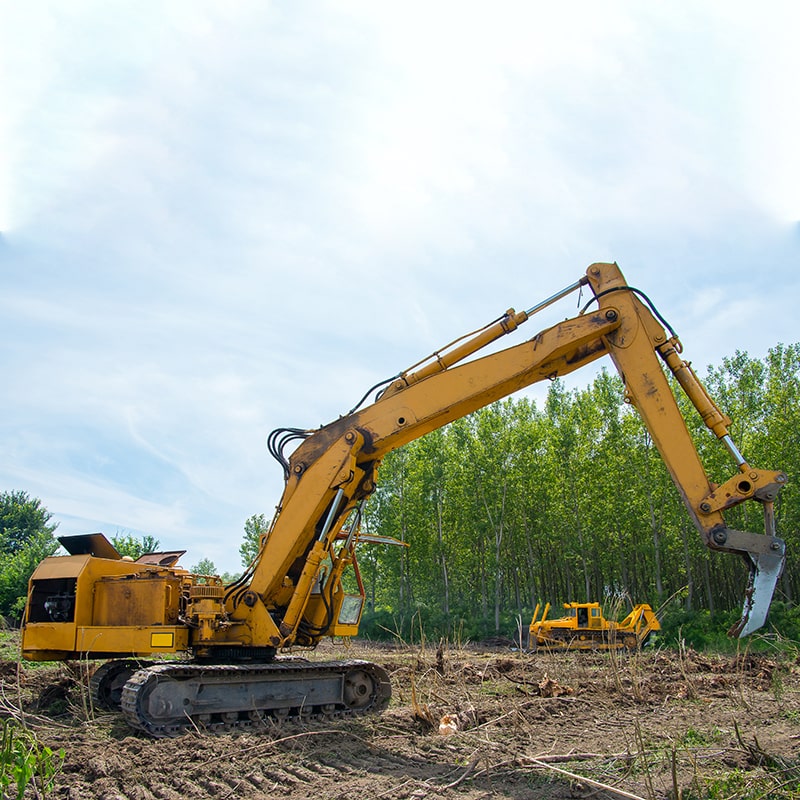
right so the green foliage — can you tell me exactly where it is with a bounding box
[659,608,740,651]
[240,513,268,568]
[680,726,723,747]
[0,492,60,621]
[359,344,800,644]
[0,719,64,800]
[660,602,800,653]
[765,601,800,642]
[687,767,800,800]
[0,534,58,621]
[0,491,57,555]
[110,533,161,559]
[191,558,217,576]
[358,602,528,644]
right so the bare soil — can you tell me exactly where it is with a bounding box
[3,640,800,799]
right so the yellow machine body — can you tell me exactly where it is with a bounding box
[529,602,661,651]
[21,535,364,661]
[23,550,190,660]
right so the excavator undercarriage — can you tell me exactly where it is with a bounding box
[112,659,391,738]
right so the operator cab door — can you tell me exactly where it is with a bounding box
[577,607,589,628]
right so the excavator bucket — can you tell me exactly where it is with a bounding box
[730,549,786,638]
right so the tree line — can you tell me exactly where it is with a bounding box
[358,343,800,640]
[2,343,798,643]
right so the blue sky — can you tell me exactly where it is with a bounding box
[2,2,798,574]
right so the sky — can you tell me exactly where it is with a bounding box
[1,2,798,575]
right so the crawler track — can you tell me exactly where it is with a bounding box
[119,658,392,737]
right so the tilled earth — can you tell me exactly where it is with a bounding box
[2,640,800,799]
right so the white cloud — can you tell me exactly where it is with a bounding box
[1,1,798,573]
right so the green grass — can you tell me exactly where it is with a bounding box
[1,719,64,800]
[684,769,800,800]
[0,630,19,661]
[680,726,725,747]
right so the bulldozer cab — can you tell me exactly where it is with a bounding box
[564,602,601,629]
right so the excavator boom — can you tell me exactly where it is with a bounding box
[244,262,785,645]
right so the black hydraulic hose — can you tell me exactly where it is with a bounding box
[580,284,678,341]
[267,427,310,479]
[348,374,402,415]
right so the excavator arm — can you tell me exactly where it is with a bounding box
[230,262,786,648]
[586,264,786,636]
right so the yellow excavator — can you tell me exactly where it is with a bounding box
[529,602,661,651]
[21,262,787,736]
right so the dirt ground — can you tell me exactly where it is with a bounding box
[2,639,800,800]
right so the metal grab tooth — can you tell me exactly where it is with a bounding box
[729,549,786,638]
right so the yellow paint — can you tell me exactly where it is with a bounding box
[150,631,175,648]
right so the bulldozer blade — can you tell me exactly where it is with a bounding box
[729,550,785,638]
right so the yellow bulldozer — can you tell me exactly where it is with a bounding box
[529,601,660,651]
